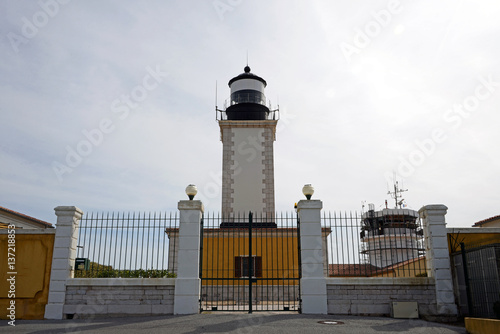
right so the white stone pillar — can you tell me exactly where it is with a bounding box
[297,199,327,314]
[419,204,458,317]
[174,200,203,314]
[44,206,83,319]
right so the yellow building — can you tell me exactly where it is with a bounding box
[0,206,54,320]
[200,227,300,286]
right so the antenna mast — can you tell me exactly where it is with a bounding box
[215,80,218,121]
[387,180,408,209]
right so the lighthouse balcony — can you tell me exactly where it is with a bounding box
[219,95,279,121]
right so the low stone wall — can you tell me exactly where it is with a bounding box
[327,278,439,320]
[63,278,175,318]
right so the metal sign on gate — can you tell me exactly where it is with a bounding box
[200,212,301,313]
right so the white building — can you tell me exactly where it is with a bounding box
[360,206,423,268]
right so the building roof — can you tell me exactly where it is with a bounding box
[228,66,267,87]
[329,256,426,277]
[383,256,425,270]
[472,215,500,227]
[328,264,382,277]
[0,205,54,228]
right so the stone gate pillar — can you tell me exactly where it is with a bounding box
[174,200,204,314]
[297,199,327,314]
[419,204,458,319]
[44,206,83,320]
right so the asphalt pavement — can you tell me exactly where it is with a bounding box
[2,313,466,334]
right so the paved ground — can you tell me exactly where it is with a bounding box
[2,313,466,334]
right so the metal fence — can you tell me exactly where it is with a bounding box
[75,212,179,278]
[322,210,427,278]
[75,209,428,280]
[450,241,500,318]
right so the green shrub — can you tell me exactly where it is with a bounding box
[74,262,175,278]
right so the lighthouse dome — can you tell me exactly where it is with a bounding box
[225,66,269,120]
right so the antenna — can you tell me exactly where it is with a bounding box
[215,80,225,120]
[246,50,249,66]
[387,178,408,209]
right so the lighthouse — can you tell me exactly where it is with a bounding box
[218,66,278,226]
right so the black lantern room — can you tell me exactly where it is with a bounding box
[225,66,270,120]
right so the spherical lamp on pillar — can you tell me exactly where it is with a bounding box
[302,184,314,200]
[185,184,198,200]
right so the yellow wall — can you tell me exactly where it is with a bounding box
[392,257,427,277]
[201,230,299,285]
[465,317,500,334]
[0,232,54,319]
[370,257,427,278]
[448,232,500,253]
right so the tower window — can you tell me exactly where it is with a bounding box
[231,90,265,105]
[235,256,262,278]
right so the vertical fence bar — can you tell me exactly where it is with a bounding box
[223,213,227,309]
[146,213,151,270]
[461,242,474,316]
[291,212,297,310]
[211,213,215,310]
[297,210,302,313]
[168,212,172,272]
[268,214,274,310]
[108,212,115,272]
[118,212,125,271]
[280,212,284,310]
[125,212,130,272]
[347,211,353,276]
[152,212,157,271]
[248,211,253,314]
[91,213,98,275]
[102,212,109,271]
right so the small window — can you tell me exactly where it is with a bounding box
[235,256,262,278]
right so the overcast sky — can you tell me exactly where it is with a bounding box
[1,0,499,227]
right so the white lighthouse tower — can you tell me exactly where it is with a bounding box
[218,66,278,226]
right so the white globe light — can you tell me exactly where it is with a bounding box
[185,184,198,200]
[302,184,314,200]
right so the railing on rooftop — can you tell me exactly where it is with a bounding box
[217,93,279,121]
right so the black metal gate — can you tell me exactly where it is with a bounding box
[200,212,301,313]
[450,241,500,318]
